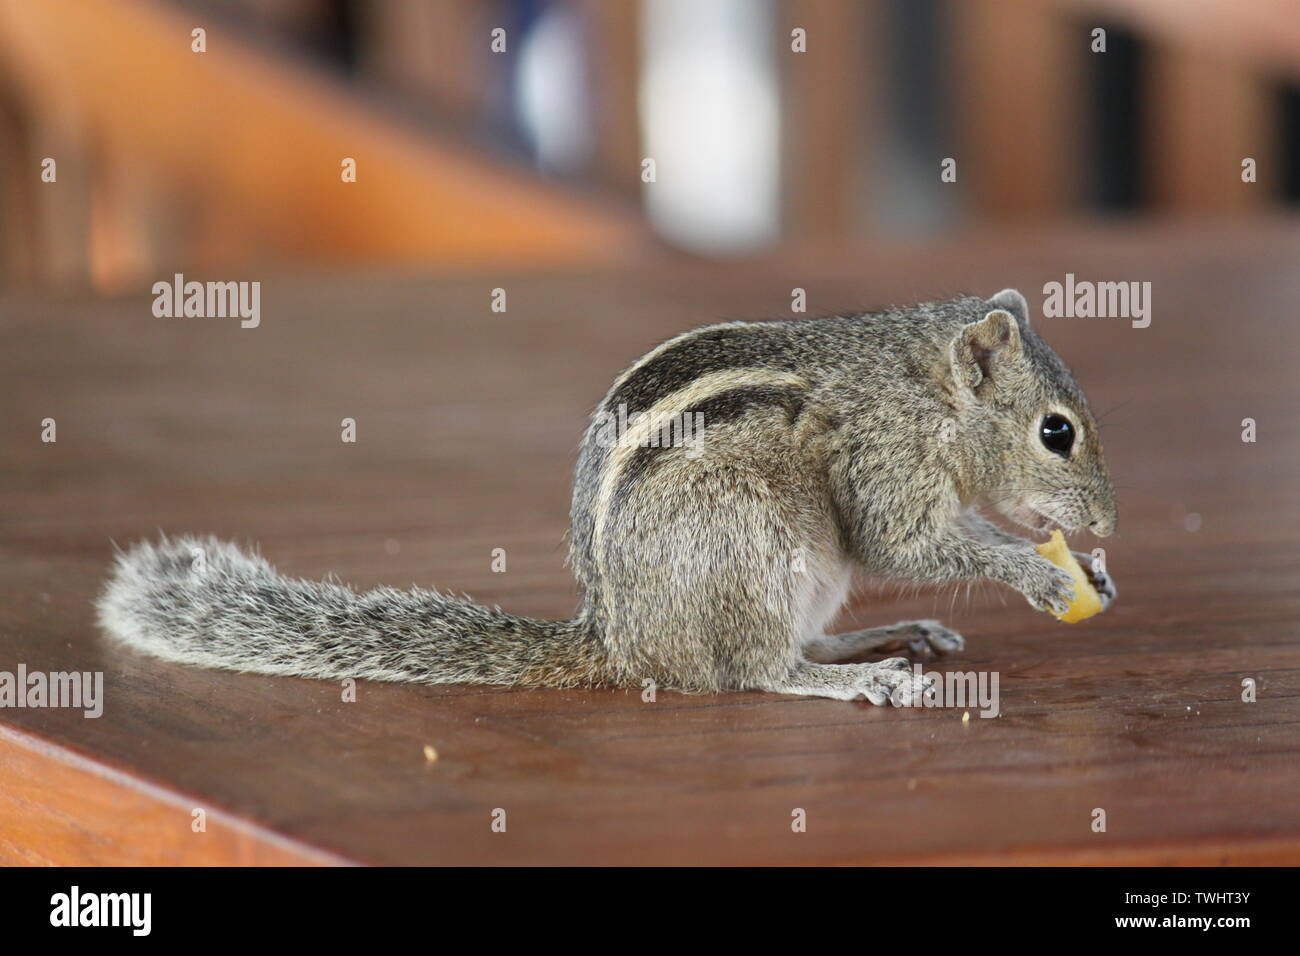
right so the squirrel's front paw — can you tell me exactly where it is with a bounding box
[1015,553,1076,615]
[1073,551,1117,609]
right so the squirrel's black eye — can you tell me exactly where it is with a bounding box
[1040,414,1075,457]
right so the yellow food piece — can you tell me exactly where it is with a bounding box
[1034,530,1103,623]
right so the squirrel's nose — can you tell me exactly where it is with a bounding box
[1089,516,1114,537]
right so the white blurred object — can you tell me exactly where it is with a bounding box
[516,4,594,175]
[639,0,781,253]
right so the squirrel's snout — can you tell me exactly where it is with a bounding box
[1088,516,1115,537]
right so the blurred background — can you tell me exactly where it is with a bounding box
[0,0,1298,292]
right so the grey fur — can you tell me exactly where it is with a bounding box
[98,536,606,687]
[99,291,1117,704]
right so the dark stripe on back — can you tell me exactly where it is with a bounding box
[605,326,798,415]
[609,384,807,521]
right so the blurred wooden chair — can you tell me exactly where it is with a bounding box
[0,0,644,291]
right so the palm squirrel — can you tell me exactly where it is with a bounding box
[99,289,1117,705]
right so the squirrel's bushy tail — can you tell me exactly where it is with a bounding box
[97,536,607,687]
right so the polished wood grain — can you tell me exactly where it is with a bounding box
[1,222,1298,864]
[0,726,340,866]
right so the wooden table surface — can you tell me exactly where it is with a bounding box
[2,222,1298,865]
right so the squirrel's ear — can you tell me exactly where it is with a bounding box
[988,288,1030,328]
[950,309,1023,392]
